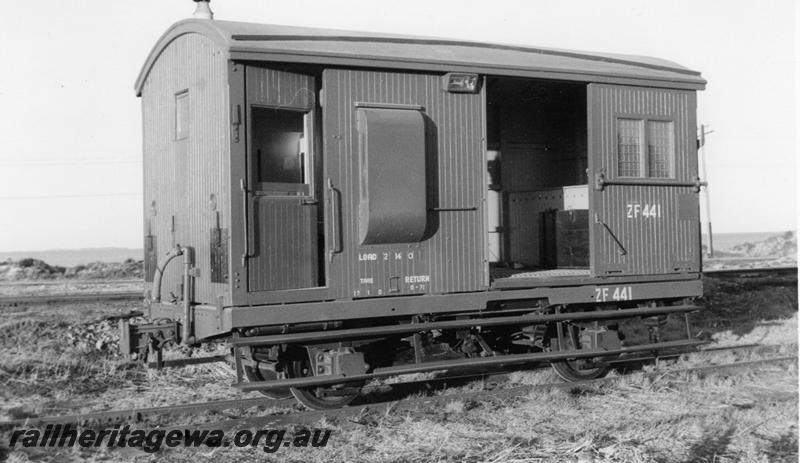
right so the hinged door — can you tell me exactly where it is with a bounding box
[587,84,701,276]
[243,66,319,292]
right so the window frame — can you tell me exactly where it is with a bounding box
[614,114,676,179]
[248,104,314,197]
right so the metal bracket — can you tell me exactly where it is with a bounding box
[119,319,180,368]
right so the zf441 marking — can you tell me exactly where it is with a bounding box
[594,286,633,302]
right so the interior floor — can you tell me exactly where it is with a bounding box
[490,267,591,280]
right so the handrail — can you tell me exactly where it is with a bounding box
[239,178,253,267]
[152,245,184,303]
[594,172,706,192]
[327,178,342,259]
[181,246,194,345]
[593,214,627,256]
[150,244,195,345]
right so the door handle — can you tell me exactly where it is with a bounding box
[327,178,342,259]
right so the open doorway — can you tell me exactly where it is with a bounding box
[486,78,589,281]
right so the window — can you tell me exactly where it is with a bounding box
[175,91,189,140]
[250,107,310,192]
[647,121,674,178]
[616,118,674,178]
[617,118,643,177]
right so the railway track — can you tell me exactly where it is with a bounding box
[0,291,142,306]
[205,354,798,432]
[1,342,793,431]
[0,266,793,306]
[703,266,797,278]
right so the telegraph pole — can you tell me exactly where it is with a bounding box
[698,124,714,257]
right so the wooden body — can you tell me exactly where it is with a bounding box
[137,20,705,340]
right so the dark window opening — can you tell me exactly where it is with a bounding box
[251,107,309,189]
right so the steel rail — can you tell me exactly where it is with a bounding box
[0,396,295,430]
[194,355,799,432]
[0,342,785,430]
[703,266,797,277]
[0,279,143,287]
[0,291,143,305]
[238,339,708,392]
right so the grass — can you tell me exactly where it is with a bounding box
[1,274,797,462]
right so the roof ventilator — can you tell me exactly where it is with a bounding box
[192,0,214,19]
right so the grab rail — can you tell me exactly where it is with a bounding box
[239,178,253,267]
[327,178,342,259]
[595,173,706,192]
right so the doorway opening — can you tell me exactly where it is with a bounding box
[485,78,589,281]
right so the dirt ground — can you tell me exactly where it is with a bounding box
[1,269,796,462]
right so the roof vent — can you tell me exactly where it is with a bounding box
[192,0,214,19]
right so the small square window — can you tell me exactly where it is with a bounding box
[175,91,189,140]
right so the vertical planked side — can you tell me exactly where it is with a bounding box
[141,33,231,306]
[323,70,486,299]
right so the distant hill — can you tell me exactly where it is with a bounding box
[0,248,143,267]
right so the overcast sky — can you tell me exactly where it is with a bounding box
[0,0,796,252]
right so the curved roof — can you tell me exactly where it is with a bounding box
[135,19,706,96]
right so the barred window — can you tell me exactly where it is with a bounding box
[647,120,674,178]
[617,118,643,177]
[616,118,674,178]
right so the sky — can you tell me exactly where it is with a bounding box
[0,0,796,252]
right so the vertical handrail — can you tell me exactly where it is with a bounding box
[327,178,342,259]
[152,246,184,303]
[239,178,252,267]
[181,246,194,345]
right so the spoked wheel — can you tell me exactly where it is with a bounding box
[243,361,293,400]
[550,322,610,382]
[288,358,361,410]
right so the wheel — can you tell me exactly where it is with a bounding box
[288,357,361,410]
[550,323,610,382]
[243,361,293,400]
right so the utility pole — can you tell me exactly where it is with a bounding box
[698,124,714,257]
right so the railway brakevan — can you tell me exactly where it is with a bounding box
[122,1,708,409]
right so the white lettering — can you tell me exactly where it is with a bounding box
[626,203,662,219]
[404,275,431,284]
[595,285,634,302]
